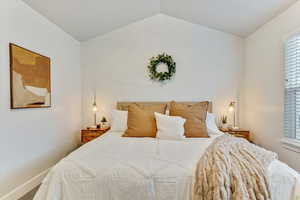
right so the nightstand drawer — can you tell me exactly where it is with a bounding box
[82,131,101,137]
[81,128,110,145]
[82,136,97,143]
[230,133,247,138]
[219,128,251,142]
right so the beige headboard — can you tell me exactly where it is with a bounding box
[117,101,213,113]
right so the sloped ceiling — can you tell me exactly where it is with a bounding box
[22,0,298,41]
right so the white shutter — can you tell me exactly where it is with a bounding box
[284,35,300,139]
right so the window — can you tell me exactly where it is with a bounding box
[284,34,300,140]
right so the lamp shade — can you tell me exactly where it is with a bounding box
[92,102,97,112]
[228,102,235,112]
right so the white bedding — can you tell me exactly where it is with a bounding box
[34,130,300,200]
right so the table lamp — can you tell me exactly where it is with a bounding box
[92,97,98,127]
[229,101,239,129]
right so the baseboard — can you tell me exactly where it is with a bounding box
[0,168,50,200]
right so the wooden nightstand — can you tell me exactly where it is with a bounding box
[81,127,110,144]
[219,128,251,142]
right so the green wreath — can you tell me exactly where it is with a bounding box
[148,53,176,82]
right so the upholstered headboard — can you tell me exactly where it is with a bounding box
[117,101,213,113]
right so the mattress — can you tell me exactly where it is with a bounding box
[34,130,300,200]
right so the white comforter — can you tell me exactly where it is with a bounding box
[34,131,300,200]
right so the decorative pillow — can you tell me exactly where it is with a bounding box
[206,112,220,134]
[123,103,167,137]
[155,112,186,140]
[169,101,209,138]
[110,109,128,132]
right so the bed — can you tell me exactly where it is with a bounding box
[34,102,300,200]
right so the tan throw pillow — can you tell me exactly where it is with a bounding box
[123,103,167,137]
[169,101,209,138]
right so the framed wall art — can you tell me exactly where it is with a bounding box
[9,43,51,109]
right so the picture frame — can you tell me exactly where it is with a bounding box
[9,43,51,109]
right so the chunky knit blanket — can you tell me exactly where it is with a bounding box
[193,135,278,200]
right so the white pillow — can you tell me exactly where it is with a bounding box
[110,109,128,132]
[155,112,186,140]
[206,112,219,133]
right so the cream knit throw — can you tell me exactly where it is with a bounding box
[193,135,277,200]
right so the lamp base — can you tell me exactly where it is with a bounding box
[231,126,239,130]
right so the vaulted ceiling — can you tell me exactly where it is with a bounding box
[22,0,298,41]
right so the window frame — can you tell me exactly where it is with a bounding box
[281,30,300,152]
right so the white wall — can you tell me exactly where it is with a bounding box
[81,14,244,126]
[243,1,300,171]
[0,0,81,197]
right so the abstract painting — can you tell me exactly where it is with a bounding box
[10,43,51,109]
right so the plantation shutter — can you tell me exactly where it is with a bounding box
[284,34,300,139]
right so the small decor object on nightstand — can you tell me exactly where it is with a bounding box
[81,127,110,145]
[101,117,108,129]
[220,115,228,129]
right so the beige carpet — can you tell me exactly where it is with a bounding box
[18,187,39,200]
